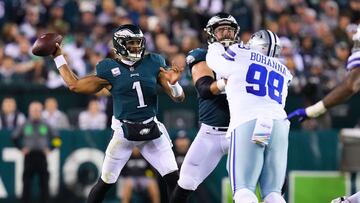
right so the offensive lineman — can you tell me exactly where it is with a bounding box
[287,26,360,203]
[170,13,240,203]
[207,30,292,203]
[50,24,184,203]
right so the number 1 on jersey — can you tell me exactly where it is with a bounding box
[132,81,147,108]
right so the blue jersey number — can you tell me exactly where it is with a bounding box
[245,63,284,104]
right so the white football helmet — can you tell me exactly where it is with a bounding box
[247,30,281,57]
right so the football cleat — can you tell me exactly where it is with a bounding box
[330,196,347,203]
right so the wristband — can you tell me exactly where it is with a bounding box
[216,79,226,91]
[168,82,183,97]
[305,101,327,118]
[54,55,67,69]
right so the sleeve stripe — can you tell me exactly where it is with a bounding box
[348,52,360,61]
[226,48,236,57]
[347,58,360,69]
[222,53,235,61]
[347,63,360,70]
[265,30,273,56]
[347,58,360,66]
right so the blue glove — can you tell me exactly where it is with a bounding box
[286,108,308,122]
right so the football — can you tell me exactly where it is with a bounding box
[32,33,63,56]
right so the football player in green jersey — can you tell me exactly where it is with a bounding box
[51,24,184,203]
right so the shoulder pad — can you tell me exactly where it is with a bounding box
[95,58,112,70]
[186,48,207,70]
[95,58,117,80]
[147,53,166,67]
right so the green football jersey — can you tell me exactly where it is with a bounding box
[96,53,166,122]
[186,48,230,127]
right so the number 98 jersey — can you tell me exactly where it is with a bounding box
[96,53,166,122]
[206,43,293,132]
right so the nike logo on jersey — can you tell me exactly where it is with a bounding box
[111,67,121,77]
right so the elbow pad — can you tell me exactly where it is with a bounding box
[195,76,215,99]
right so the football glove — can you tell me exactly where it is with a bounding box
[286,101,327,121]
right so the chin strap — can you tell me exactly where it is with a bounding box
[120,59,136,66]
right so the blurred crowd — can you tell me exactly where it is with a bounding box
[0,1,359,201]
[0,96,109,130]
[0,0,360,130]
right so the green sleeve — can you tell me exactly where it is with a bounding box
[95,59,113,81]
[186,48,207,71]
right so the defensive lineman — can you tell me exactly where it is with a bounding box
[50,24,184,203]
[207,30,292,203]
[170,13,240,203]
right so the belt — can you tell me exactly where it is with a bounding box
[212,127,228,132]
[121,117,154,124]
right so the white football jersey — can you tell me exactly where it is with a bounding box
[206,42,293,134]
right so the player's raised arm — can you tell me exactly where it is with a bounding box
[322,67,360,108]
[287,25,360,121]
[51,44,111,94]
[158,64,185,102]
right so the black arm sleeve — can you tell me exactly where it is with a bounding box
[195,76,216,99]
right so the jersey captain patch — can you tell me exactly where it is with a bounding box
[111,67,121,77]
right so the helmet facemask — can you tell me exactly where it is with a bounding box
[123,37,145,62]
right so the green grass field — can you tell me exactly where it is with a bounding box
[221,171,351,203]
